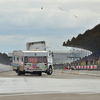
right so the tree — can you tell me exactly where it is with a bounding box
[2,53,8,57]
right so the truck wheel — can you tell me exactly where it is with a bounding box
[47,67,52,75]
[17,70,21,76]
[38,72,42,76]
[22,72,25,75]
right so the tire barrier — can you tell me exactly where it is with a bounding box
[0,64,13,72]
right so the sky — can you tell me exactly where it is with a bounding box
[0,0,100,53]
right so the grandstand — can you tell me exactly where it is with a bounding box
[62,23,100,70]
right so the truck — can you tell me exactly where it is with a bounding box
[12,41,54,76]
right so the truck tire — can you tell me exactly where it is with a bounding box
[47,67,52,75]
[38,72,42,76]
[17,70,21,76]
[22,72,25,75]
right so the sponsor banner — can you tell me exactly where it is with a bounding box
[70,65,97,70]
[94,65,97,69]
[84,65,86,69]
[64,67,66,70]
[73,66,75,69]
[87,65,90,69]
[71,66,75,69]
[76,66,78,69]
[90,65,93,69]
[81,66,83,69]
[79,66,81,69]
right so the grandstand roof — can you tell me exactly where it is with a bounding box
[62,24,100,54]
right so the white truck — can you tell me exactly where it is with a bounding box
[12,41,54,76]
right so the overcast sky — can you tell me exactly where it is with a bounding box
[0,0,100,53]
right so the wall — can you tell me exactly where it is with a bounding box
[0,64,12,72]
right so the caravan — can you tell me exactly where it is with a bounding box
[12,41,54,76]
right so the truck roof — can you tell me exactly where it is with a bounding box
[26,41,47,51]
[26,41,45,45]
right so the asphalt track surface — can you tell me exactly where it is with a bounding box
[0,70,100,100]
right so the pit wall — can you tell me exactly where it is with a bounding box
[0,64,13,72]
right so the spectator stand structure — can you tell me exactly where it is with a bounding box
[62,23,100,70]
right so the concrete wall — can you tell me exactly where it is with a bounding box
[0,64,13,72]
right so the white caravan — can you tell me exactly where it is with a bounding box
[12,41,54,76]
